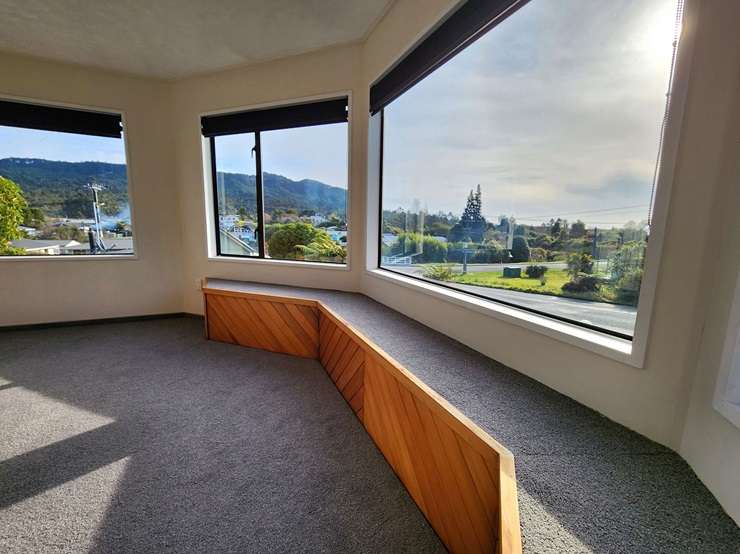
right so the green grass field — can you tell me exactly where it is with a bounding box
[446,269,616,304]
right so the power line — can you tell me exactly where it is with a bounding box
[511,204,649,221]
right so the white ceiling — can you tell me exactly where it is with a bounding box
[0,0,393,79]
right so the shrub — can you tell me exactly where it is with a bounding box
[390,233,448,263]
[608,241,645,281]
[525,265,548,279]
[529,247,547,262]
[566,252,594,279]
[266,222,318,259]
[267,222,345,262]
[510,236,530,262]
[422,264,456,281]
[614,269,642,306]
[562,274,600,293]
[296,233,346,262]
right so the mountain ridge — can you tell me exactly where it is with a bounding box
[0,158,346,219]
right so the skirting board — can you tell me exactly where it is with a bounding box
[0,312,203,332]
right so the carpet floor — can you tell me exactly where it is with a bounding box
[203,280,740,554]
[0,318,444,553]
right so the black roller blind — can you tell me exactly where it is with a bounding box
[369,0,528,114]
[0,99,123,138]
[202,97,348,138]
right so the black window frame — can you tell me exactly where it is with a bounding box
[205,97,349,265]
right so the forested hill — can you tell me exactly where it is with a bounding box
[216,171,346,216]
[0,158,128,218]
[0,158,346,219]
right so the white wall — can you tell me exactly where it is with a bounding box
[0,53,183,325]
[679,32,740,520]
[171,44,367,315]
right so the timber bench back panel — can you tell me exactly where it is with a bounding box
[202,284,521,554]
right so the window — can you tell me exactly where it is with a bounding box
[374,0,683,339]
[203,98,349,264]
[0,99,133,256]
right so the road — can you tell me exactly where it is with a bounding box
[387,264,636,336]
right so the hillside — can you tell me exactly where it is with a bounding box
[0,158,346,219]
[217,171,346,216]
[0,158,128,218]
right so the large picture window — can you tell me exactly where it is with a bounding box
[0,99,133,257]
[375,0,683,339]
[203,98,349,264]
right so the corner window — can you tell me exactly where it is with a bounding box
[0,99,133,256]
[373,0,683,339]
[203,98,349,264]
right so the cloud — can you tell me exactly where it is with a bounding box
[382,0,678,228]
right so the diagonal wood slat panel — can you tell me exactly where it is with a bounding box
[206,294,318,358]
[319,312,364,421]
[363,352,504,554]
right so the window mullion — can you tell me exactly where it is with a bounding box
[254,131,266,258]
[210,137,223,256]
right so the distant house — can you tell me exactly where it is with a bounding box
[309,214,327,226]
[219,229,257,256]
[382,233,398,246]
[219,214,240,229]
[19,226,39,237]
[10,237,135,255]
[10,239,80,255]
[325,227,347,243]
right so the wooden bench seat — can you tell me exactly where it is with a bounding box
[202,277,521,554]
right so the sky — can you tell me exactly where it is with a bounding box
[382,0,680,227]
[0,126,127,163]
[214,123,348,189]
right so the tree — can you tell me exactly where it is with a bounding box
[0,177,27,254]
[510,236,530,262]
[448,184,487,242]
[550,218,562,237]
[23,206,45,229]
[570,220,586,238]
[608,241,644,281]
[266,222,345,262]
[267,222,318,258]
[296,233,346,262]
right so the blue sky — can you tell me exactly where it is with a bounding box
[0,126,127,163]
[214,123,348,189]
[382,0,679,227]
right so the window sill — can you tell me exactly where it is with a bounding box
[207,255,350,271]
[0,254,137,262]
[365,268,642,368]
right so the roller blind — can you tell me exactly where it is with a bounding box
[201,97,348,138]
[0,99,123,138]
[369,0,527,114]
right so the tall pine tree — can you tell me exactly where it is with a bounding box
[449,184,487,242]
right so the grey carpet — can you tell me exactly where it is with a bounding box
[0,318,445,553]
[204,280,740,554]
